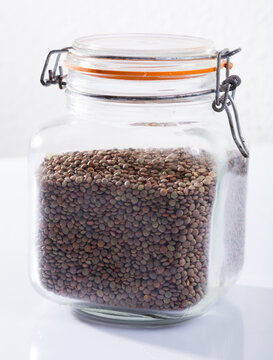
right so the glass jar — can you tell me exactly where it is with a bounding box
[30,34,249,325]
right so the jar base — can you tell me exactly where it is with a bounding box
[72,306,192,327]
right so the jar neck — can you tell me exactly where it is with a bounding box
[66,90,215,126]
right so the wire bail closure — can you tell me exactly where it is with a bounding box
[212,48,249,158]
[40,47,71,89]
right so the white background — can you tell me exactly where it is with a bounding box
[0,0,273,157]
[1,2,273,359]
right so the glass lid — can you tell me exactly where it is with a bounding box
[65,33,220,81]
[72,33,216,59]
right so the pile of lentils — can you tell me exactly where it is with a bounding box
[38,148,216,311]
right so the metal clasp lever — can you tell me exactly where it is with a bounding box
[40,47,71,89]
[212,48,249,158]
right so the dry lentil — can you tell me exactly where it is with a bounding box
[38,148,216,311]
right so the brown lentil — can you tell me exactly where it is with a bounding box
[38,148,216,311]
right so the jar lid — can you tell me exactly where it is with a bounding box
[65,34,225,81]
[72,33,215,59]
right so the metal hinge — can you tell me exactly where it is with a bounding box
[40,47,71,89]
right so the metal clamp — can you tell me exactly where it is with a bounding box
[40,47,71,89]
[212,48,249,158]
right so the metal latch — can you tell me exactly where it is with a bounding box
[212,48,249,158]
[40,47,71,89]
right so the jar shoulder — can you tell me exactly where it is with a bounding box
[29,110,234,160]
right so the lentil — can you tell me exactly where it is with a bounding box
[38,148,216,311]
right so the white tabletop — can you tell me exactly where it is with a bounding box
[1,146,273,360]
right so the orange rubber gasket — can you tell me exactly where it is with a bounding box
[64,59,232,81]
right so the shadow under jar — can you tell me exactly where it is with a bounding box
[30,34,249,326]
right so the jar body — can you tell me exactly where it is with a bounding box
[30,94,248,324]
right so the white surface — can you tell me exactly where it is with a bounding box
[1,145,273,359]
[1,0,273,157]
